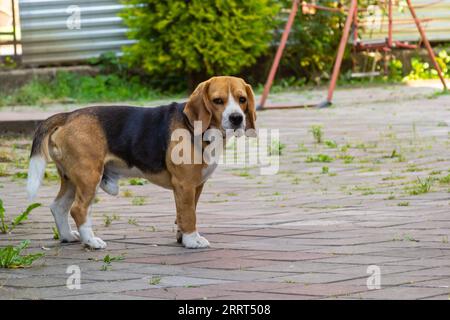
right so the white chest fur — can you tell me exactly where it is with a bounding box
[201,163,218,183]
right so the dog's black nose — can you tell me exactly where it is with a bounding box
[229,113,243,126]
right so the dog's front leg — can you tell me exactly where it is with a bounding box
[172,178,209,249]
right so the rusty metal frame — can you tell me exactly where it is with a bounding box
[258,0,447,111]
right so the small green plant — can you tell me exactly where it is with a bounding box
[122,189,134,197]
[0,164,10,177]
[283,279,297,284]
[392,234,419,242]
[438,174,450,184]
[403,235,419,242]
[52,226,60,240]
[406,177,433,195]
[103,213,120,227]
[100,254,124,271]
[397,202,409,207]
[233,170,252,178]
[405,165,425,172]
[132,196,146,206]
[0,200,41,234]
[12,171,27,179]
[0,240,44,268]
[385,149,406,162]
[324,140,337,148]
[321,166,329,174]
[382,176,405,181]
[128,218,139,226]
[310,125,323,144]
[338,154,354,164]
[295,143,309,152]
[268,140,286,155]
[44,170,60,182]
[149,276,162,285]
[306,154,333,163]
[129,178,147,186]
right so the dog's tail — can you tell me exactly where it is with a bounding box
[27,113,68,200]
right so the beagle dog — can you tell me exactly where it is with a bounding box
[26,76,256,249]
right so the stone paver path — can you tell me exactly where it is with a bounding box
[0,82,449,299]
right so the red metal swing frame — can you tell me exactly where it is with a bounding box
[258,0,448,110]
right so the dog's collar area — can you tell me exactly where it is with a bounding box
[182,110,195,133]
[181,110,214,146]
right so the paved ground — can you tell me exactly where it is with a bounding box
[0,82,449,300]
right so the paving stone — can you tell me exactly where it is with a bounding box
[124,287,232,300]
[263,273,367,285]
[210,292,315,300]
[265,283,369,298]
[344,286,450,300]
[55,293,152,300]
[245,251,332,262]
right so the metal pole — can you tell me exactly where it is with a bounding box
[11,0,17,58]
[320,0,357,107]
[353,2,358,45]
[258,0,300,110]
[388,0,393,47]
[406,0,447,90]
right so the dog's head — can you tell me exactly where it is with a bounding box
[184,76,256,136]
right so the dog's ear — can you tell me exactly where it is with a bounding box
[184,80,212,133]
[245,83,257,137]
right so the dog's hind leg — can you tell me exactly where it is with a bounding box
[70,171,106,249]
[50,174,79,243]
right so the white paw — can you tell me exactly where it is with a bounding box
[61,230,80,243]
[182,232,210,249]
[83,237,107,249]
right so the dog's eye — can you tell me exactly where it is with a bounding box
[213,98,224,105]
[239,97,247,104]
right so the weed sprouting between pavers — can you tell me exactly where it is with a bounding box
[0,240,44,268]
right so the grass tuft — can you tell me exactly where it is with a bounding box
[306,154,333,163]
[310,125,323,144]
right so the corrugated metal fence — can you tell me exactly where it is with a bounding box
[17,0,450,66]
[19,0,134,66]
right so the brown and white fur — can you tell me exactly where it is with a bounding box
[27,76,256,249]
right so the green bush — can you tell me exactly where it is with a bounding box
[121,0,280,88]
[277,0,345,84]
[405,49,450,81]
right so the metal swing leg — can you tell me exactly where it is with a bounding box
[258,0,300,110]
[405,0,447,90]
[318,0,358,108]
